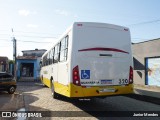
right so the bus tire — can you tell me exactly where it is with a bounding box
[51,80,59,99]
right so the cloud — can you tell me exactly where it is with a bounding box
[18,10,30,16]
[32,11,37,15]
[55,9,70,16]
[27,24,38,28]
[74,14,79,19]
[18,10,37,16]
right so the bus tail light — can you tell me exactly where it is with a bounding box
[129,66,133,84]
[73,65,81,86]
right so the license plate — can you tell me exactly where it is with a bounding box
[99,88,116,93]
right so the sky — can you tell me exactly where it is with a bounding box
[0,0,160,60]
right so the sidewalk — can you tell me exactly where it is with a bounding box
[134,84,160,99]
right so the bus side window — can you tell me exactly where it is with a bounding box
[51,48,54,64]
[43,55,47,66]
[45,55,47,66]
[49,51,52,65]
[47,53,49,65]
[59,35,69,62]
[54,44,59,63]
[60,38,65,62]
[65,35,69,60]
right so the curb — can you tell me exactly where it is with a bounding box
[134,84,160,92]
[134,84,160,99]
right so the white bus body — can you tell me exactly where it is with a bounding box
[40,22,133,98]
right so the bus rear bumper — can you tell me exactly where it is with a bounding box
[70,84,134,98]
[53,82,134,98]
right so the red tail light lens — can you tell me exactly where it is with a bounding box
[73,65,81,86]
[129,66,133,84]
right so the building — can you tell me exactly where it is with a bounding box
[132,38,160,86]
[16,49,46,81]
[0,56,9,72]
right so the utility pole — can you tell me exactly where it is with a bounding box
[12,29,17,78]
[13,37,17,63]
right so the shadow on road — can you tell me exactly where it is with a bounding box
[0,91,22,111]
[126,93,160,105]
[1,81,160,119]
[55,95,130,118]
[55,92,160,119]
[0,81,52,120]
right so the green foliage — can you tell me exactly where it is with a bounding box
[9,60,14,64]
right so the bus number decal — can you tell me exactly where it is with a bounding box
[119,79,128,84]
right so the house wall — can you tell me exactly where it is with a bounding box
[16,49,46,81]
[16,59,38,80]
[22,50,46,57]
[0,57,9,72]
[132,38,160,85]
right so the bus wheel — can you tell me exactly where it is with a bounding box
[51,80,59,99]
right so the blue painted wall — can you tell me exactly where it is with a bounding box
[16,59,38,80]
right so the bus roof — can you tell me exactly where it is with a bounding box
[73,22,129,31]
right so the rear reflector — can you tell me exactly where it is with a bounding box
[129,66,133,84]
[73,65,81,86]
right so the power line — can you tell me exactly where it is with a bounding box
[18,40,52,43]
[15,35,57,38]
[0,29,59,38]
[0,34,57,38]
[0,33,11,35]
[0,39,10,41]
[0,34,58,39]
[14,31,60,36]
[128,19,160,26]
[0,39,52,43]
[131,37,150,40]
[0,46,11,47]
[0,40,11,42]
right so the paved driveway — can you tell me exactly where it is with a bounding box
[0,82,160,120]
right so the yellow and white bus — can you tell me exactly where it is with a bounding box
[40,22,134,99]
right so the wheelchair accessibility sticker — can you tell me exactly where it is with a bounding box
[81,70,90,79]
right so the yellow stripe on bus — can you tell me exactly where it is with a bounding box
[41,77,134,98]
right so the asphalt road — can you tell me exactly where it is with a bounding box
[0,82,160,120]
